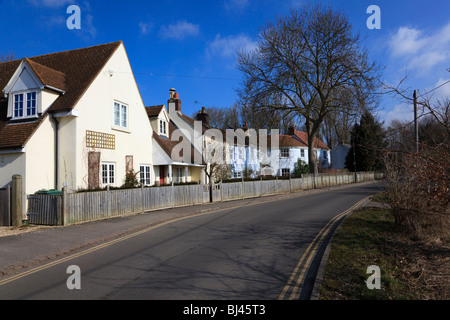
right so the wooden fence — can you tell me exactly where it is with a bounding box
[0,187,11,226]
[63,184,210,226]
[26,171,382,226]
[27,194,61,226]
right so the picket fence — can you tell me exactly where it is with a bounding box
[27,171,382,226]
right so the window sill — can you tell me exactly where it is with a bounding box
[9,116,40,123]
[111,126,131,134]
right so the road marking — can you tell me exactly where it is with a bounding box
[0,190,373,289]
[0,209,222,287]
[278,196,370,300]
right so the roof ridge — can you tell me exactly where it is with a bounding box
[28,41,123,61]
[0,41,123,65]
[24,58,67,77]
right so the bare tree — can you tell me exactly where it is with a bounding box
[0,51,15,62]
[237,2,381,174]
[382,70,450,240]
[193,104,241,130]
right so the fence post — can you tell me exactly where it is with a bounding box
[141,184,145,214]
[107,185,111,217]
[61,187,66,226]
[242,176,245,200]
[260,176,263,197]
[172,180,175,208]
[11,175,23,227]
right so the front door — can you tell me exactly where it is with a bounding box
[159,166,165,185]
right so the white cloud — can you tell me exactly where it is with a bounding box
[389,27,425,57]
[207,34,257,59]
[388,22,450,74]
[158,21,200,40]
[377,104,414,127]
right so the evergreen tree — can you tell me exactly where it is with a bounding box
[346,110,386,171]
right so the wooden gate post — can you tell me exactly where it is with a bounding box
[11,175,23,227]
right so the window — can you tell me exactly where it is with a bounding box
[232,166,242,179]
[176,167,183,183]
[238,148,244,160]
[322,151,328,164]
[160,120,167,135]
[114,102,128,128]
[27,92,37,116]
[140,165,151,186]
[102,163,115,186]
[301,149,305,158]
[280,147,290,158]
[13,91,38,119]
[281,168,290,177]
[14,94,23,118]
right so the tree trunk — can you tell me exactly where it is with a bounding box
[305,119,318,175]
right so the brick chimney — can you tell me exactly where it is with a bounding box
[168,88,181,114]
[196,106,210,127]
[288,126,296,136]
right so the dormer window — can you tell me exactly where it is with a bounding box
[160,120,167,135]
[13,91,38,119]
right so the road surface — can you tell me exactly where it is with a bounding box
[0,183,381,300]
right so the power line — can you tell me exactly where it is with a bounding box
[419,79,450,96]
[114,71,240,81]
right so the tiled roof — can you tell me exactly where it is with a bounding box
[145,105,164,117]
[294,131,329,150]
[279,134,308,147]
[0,41,122,150]
[25,58,67,92]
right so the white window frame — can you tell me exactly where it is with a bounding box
[301,149,305,158]
[159,120,167,135]
[281,168,290,177]
[140,165,151,186]
[113,101,128,129]
[232,169,242,179]
[175,167,183,183]
[102,162,116,186]
[280,147,290,158]
[12,91,38,120]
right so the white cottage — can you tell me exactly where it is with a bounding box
[0,41,154,212]
[146,104,204,185]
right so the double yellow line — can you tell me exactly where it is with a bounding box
[278,196,370,300]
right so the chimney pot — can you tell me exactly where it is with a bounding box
[288,126,296,135]
[169,88,176,99]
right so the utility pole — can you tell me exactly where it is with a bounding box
[414,90,419,153]
[352,136,357,183]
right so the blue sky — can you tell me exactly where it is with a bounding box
[1,0,449,126]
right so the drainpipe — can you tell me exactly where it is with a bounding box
[52,115,60,190]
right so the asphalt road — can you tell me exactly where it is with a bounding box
[0,183,381,300]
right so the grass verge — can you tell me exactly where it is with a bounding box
[319,194,449,300]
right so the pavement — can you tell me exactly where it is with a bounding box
[0,181,382,281]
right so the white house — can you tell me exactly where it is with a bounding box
[0,41,154,215]
[229,125,331,178]
[146,104,204,185]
